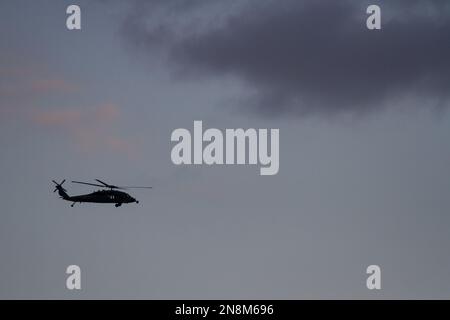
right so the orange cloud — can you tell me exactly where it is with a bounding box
[30,104,120,128]
[1,77,77,99]
[32,109,82,127]
[30,78,77,94]
[1,58,137,158]
[95,103,120,123]
[29,104,138,159]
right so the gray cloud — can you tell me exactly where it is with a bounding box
[122,0,450,116]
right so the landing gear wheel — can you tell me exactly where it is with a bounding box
[115,203,122,207]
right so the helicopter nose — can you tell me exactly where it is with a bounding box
[130,197,138,203]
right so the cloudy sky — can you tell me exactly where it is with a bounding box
[1,0,450,298]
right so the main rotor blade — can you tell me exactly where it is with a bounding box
[95,179,115,188]
[72,180,151,190]
[72,181,106,188]
[120,186,152,189]
[52,180,58,185]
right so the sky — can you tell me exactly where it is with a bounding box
[1,0,450,298]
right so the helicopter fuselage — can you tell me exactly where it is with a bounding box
[59,188,138,207]
[69,190,137,204]
[53,179,148,207]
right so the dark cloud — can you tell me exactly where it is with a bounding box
[122,0,450,116]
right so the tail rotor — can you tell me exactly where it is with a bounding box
[52,179,67,193]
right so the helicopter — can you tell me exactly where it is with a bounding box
[52,179,152,207]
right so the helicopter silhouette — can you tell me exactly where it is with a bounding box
[52,179,151,207]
